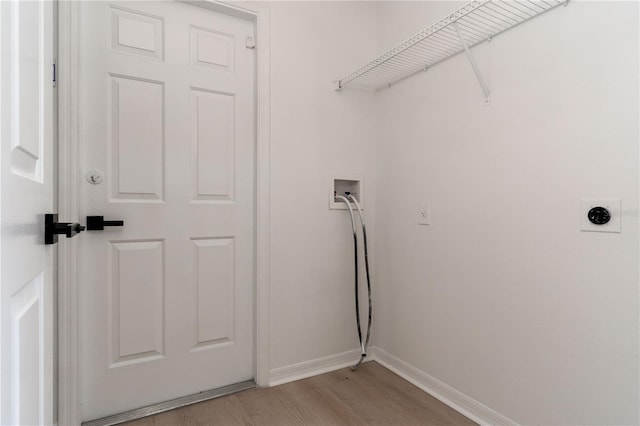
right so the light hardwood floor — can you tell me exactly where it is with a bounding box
[124,362,476,425]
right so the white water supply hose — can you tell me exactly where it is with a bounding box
[348,194,372,371]
[336,194,372,371]
[335,195,361,356]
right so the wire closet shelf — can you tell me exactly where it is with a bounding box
[335,0,568,92]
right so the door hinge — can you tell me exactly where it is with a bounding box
[245,36,255,49]
[52,61,57,87]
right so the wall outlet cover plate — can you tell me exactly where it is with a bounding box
[580,199,621,233]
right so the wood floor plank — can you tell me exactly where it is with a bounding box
[234,386,305,425]
[277,375,367,425]
[352,363,475,425]
[121,362,476,426]
[312,369,422,425]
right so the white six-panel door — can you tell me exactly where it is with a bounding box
[0,1,56,425]
[78,2,255,420]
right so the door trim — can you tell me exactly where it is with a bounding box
[57,2,271,423]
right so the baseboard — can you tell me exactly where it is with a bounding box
[268,346,515,425]
[373,347,517,426]
[269,348,371,386]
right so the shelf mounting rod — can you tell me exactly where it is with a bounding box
[453,22,490,105]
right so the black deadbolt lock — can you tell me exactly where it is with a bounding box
[587,206,611,225]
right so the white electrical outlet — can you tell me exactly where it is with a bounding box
[419,204,430,225]
[580,199,621,233]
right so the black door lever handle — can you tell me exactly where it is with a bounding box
[86,216,125,231]
[45,213,85,244]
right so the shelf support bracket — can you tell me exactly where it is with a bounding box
[453,22,490,105]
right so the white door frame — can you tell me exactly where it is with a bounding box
[56,2,271,424]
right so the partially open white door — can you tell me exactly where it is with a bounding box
[0,1,56,425]
[77,1,256,420]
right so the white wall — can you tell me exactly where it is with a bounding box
[374,1,639,424]
[269,1,378,372]
[267,2,638,423]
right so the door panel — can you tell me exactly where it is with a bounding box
[110,6,164,60]
[11,274,44,426]
[192,237,235,349]
[11,1,46,181]
[0,1,55,425]
[79,2,255,420]
[109,240,165,367]
[191,89,234,201]
[109,74,164,201]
